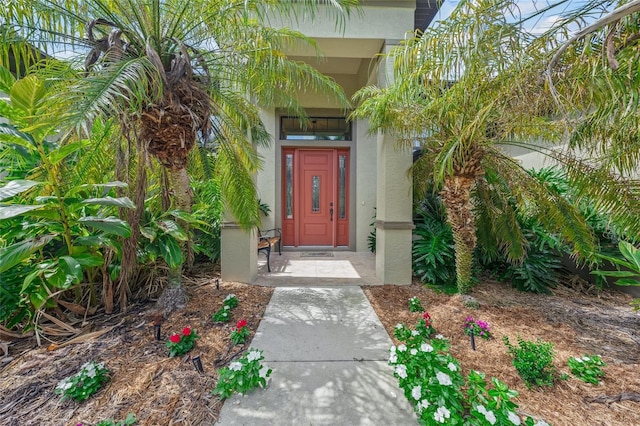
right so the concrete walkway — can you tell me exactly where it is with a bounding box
[215,284,417,425]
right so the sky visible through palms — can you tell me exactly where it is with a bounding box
[432,0,602,34]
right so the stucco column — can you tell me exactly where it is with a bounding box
[221,216,258,283]
[375,132,413,284]
[374,39,413,284]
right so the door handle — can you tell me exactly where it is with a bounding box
[330,207,334,222]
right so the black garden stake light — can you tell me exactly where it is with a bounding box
[154,323,162,341]
[192,354,204,374]
[215,278,220,290]
[470,329,476,351]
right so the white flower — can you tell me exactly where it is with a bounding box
[476,405,488,415]
[86,368,96,378]
[56,379,72,391]
[447,362,457,372]
[435,334,445,339]
[259,366,270,378]
[390,345,396,353]
[411,385,421,400]
[416,399,430,413]
[224,294,236,301]
[434,406,451,423]
[411,330,420,336]
[507,411,521,425]
[388,352,398,364]
[436,371,452,386]
[223,312,228,316]
[420,343,433,352]
[484,410,497,425]
[573,357,583,363]
[395,323,404,330]
[582,356,591,362]
[224,305,230,310]
[397,344,407,352]
[229,362,243,371]
[410,349,418,356]
[394,364,407,379]
[534,420,550,426]
[247,350,261,362]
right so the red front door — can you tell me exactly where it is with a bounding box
[281,148,349,247]
[300,150,333,245]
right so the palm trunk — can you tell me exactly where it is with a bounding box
[167,167,193,287]
[441,174,477,294]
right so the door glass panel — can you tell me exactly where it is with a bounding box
[286,154,293,219]
[312,176,320,212]
[339,155,346,219]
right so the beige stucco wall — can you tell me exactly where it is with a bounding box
[223,1,416,282]
[266,2,415,40]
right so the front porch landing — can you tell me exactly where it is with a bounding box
[255,251,384,286]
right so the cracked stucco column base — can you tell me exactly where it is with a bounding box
[221,222,257,283]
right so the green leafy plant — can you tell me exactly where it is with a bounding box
[0,71,132,328]
[367,208,376,253]
[503,335,556,389]
[213,294,239,323]
[463,317,492,340]
[95,413,137,426]
[166,327,199,357]
[212,306,232,323]
[408,296,424,312]
[389,316,547,425]
[55,361,109,402]
[212,349,272,399]
[230,319,250,345]
[412,198,457,287]
[223,294,239,309]
[568,355,606,385]
[592,240,640,310]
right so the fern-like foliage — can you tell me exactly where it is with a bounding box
[412,196,456,287]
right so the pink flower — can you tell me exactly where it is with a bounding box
[182,327,191,336]
[236,319,247,330]
[169,334,181,344]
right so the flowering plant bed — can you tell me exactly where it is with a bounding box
[55,361,109,402]
[230,319,251,345]
[464,316,492,340]
[166,327,199,357]
[212,349,272,399]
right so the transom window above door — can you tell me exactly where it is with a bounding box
[280,116,352,141]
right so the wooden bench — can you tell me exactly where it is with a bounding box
[258,228,281,272]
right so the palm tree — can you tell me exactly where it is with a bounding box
[543,0,640,241]
[352,0,622,294]
[2,0,358,309]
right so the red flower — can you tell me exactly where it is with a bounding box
[182,327,191,336]
[236,319,247,330]
[423,312,431,326]
[169,334,181,344]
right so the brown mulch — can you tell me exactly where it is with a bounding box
[2,266,639,426]
[364,279,640,426]
[0,265,273,426]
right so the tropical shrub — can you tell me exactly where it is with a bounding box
[412,197,457,287]
[191,177,223,262]
[0,70,133,329]
[503,335,556,389]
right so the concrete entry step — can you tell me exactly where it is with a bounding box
[215,286,417,425]
[255,251,383,287]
